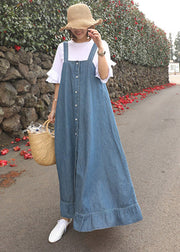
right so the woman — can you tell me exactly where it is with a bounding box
[47,3,142,243]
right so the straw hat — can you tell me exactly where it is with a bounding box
[60,3,103,31]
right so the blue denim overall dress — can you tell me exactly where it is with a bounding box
[55,41,142,232]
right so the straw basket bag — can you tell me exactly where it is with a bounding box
[28,120,56,166]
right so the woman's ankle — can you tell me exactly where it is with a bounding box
[61,217,71,222]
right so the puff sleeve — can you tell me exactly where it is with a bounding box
[46,43,64,84]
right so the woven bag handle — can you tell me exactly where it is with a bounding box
[43,120,54,135]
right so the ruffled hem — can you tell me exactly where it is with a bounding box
[60,200,143,232]
[46,69,61,84]
[73,203,142,232]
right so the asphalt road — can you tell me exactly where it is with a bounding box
[0,84,180,252]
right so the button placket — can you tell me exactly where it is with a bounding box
[74,61,80,136]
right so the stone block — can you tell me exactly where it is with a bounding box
[31,85,40,97]
[2,114,22,133]
[0,51,5,58]
[5,51,19,65]
[18,50,33,65]
[38,78,55,94]
[18,63,29,78]
[21,108,38,128]
[1,67,22,81]
[24,93,38,107]
[2,105,21,119]
[42,94,51,106]
[0,82,17,107]
[16,96,25,107]
[41,60,52,69]
[25,71,37,84]
[13,79,31,94]
[0,58,10,77]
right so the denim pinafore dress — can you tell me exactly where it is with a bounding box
[55,41,142,232]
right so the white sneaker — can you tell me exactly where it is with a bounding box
[48,218,72,243]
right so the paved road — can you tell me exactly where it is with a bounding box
[0,84,180,252]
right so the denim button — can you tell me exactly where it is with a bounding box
[76,62,79,65]
[75,118,78,121]
[75,132,78,136]
[76,76,78,78]
[75,91,78,93]
[75,104,78,107]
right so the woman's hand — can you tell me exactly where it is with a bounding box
[88,29,103,50]
[48,110,56,124]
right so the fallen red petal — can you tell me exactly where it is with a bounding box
[13,146,21,152]
[0,160,8,167]
[15,138,21,142]
[1,148,9,155]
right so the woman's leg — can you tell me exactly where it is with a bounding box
[61,217,71,221]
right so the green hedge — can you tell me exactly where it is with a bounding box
[0,0,170,67]
[0,0,68,53]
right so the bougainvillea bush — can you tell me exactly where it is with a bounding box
[0,0,170,66]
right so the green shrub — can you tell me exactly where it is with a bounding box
[91,0,170,67]
[0,0,68,54]
[0,0,170,66]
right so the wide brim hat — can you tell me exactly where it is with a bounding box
[60,3,103,31]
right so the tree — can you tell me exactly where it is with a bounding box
[168,33,173,61]
[174,31,180,63]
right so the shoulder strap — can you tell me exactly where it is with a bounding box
[88,43,97,61]
[63,42,68,62]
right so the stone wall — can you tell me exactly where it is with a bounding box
[0,46,169,137]
[108,61,169,98]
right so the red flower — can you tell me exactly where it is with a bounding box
[115,37,118,40]
[126,27,129,30]
[13,146,21,152]
[0,160,8,167]
[20,150,28,156]
[22,136,28,141]
[1,148,9,155]
[26,141,30,146]
[15,137,21,142]
[57,9,61,13]
[24,153,33,160]
[62,36,66,41]
[131,1,134,4]
[29,0,33,2]
[14,45,21,52]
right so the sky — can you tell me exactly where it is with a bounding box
[135,0,180,42]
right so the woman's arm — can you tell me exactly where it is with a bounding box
[97,45,109,80]
[48,84,60,123]
[88,29,109,80]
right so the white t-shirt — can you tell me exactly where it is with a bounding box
[46,39,116,84]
